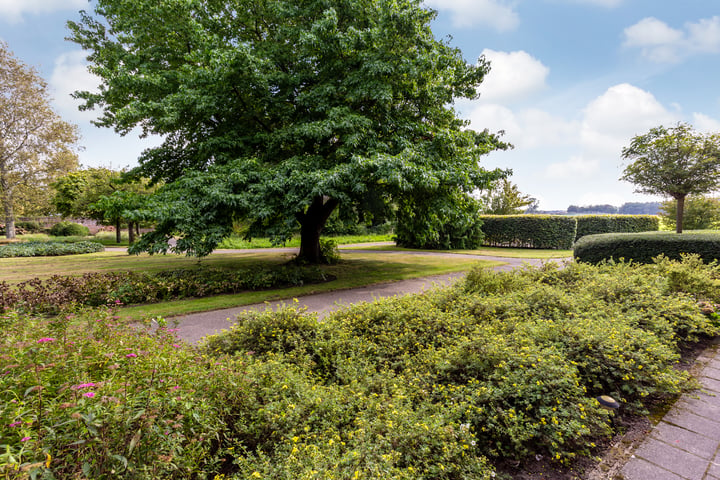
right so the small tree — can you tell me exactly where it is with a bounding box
[621,123,720,233]
[0,42,79,238]
[481,178,535,215]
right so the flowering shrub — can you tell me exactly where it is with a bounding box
[2,256,718,478]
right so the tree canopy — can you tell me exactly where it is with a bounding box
[69,0,507,261]
[0,41,79,238]
[481,178,535,215]
[621,123,720,233]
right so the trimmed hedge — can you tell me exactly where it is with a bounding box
[574,215,659,241]
[574,231,720,264]
[479,215,577,249]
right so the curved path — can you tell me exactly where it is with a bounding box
[164,245,566,344]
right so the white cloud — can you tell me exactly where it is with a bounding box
[424,0,519,32]
[0,0,85,23]
[466,104,578,149]
[581,83,676,155]
[693,113,720,133]
[624,16,720,63]
[479,49,549,103]
[544,155,599,179]
[49,50,99,123]
[687,17,720,54]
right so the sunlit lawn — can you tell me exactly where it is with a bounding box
[0,249,505,320]
[343,244,573,259]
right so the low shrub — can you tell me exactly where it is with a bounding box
[0,265,329,314]
[49,221,90,237]
[15,221,43,233]
[573,231,720,264]
[0,241,104,258]
[4,258,719,479]
[574,215,659,241]
[479,215,577,249]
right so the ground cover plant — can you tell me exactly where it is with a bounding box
[0,241,104,258]
[2,256,718,479]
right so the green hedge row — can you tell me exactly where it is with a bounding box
[478,215,660,249]
[0,241,104,258]
[574,232,720,264]
[574,215,659,241]
[479,215,577,249]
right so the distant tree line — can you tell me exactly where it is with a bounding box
[566,202,661,215]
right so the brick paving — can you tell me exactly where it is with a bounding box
[622,343,720,480]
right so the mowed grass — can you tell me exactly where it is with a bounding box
[343,244,573,259]
[0,249,504,320]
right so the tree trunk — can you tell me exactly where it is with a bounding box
[676,195,685,234]
[128,221,136,244]
[115,219,122,243]
[297,196,339,264]
[2,193,15,239]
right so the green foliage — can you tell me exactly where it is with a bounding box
[395,192,490,249]
[573,232,720,264]
[319,238,341,265]
[51,168,120,219]
[0,265,328,314]
[15,221,42,233]
[479,215,577,249]
[660,196,720,230]
[481,178,536,215]
[621,123,720,233]
[49,221,90,236]
[68,0,507,263]
[574,215,659,241]
[3,258,719,478]
[0,240,102,258]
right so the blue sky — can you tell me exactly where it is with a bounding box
[2,0,719,210]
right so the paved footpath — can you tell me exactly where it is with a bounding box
[170,253,553,344]
[620,341,720,480]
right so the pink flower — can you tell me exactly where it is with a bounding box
[171,386,180,390]
[83,392,95,398]
[9,422,21,428]
[72,383,97,390]
[37,338,55,343]
[125,353,137,358]
[20,437,30,442]
[172,344,181,348]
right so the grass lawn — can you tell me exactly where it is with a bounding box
[217,233,394,248]
[343,244,573,259]
[0,249,504,320]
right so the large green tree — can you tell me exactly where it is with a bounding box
[621,123,720,234]
[68,0,507,262]
[0,42,79,238]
